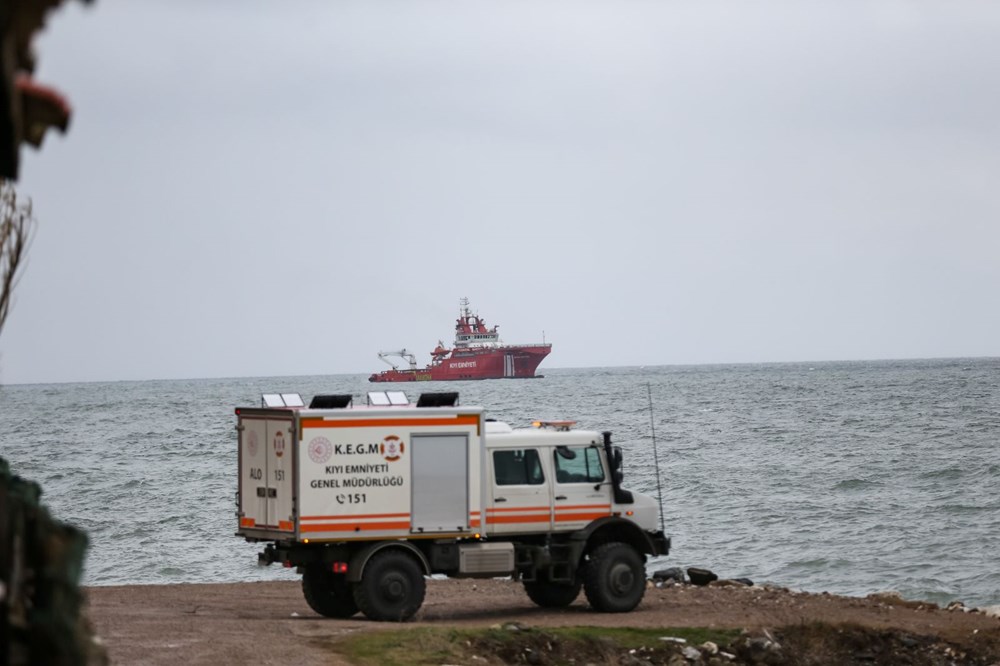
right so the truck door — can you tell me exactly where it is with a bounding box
[486,448,552,535]
[551,445,613,530]
[239,415,294,532]
[266,419,294,532]
[411,434,469,533]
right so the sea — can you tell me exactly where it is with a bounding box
[1,358,998,608]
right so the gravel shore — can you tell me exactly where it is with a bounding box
[84,578,1000,665]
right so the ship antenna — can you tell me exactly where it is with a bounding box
[647,382,666,534]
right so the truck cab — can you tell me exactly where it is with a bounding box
[484,420,660,537]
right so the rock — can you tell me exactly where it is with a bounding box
[709,579,749,588]
[687,567,718,586]
[733,629,782,663]
[701,641,719,654]
[681,645,702,660]
[978,605,1000,618]
[733,578,754,586]
[652,567,687,584]
[867,591,903,604]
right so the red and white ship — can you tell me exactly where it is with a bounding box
[368,299,552,382]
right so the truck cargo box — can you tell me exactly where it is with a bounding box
[236,405,485,543]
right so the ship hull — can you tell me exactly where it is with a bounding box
[369,345,551,382]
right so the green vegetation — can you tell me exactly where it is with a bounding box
[334,625,742,666]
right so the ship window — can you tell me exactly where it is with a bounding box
[493,449,544,486]
[554,447,604,484]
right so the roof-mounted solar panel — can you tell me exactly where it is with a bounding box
[262,393,285,407]
[261,393,303,408]
[367,391,391,406]
[281,393,304,408]
[386,391,409,406]
[309,394,353,409]
[416,392,459,407]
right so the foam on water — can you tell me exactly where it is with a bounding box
[1,358,998,606]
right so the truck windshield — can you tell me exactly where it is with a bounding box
[553,447,605,484]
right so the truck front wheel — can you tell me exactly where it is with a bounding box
[523,576,582,608]
[353,550,426,621]
[583,542,646,613]
[302,565,358,618]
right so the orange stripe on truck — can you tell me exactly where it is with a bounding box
[301,415,480,429]
[485,514,552,524]
[240,518,256,528]
[555,511,612,522]
[278,520,294,531]
[555,504,611,512]
[301,521,411,533]
[301,513,410,521]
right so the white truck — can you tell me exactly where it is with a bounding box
[235,391,670,622]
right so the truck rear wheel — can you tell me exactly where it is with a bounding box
[302,565,358,618]
[523,576,581,608]
[353,550,426,621]
[583,542,645,613]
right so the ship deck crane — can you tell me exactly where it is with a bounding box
[378,349,418,371]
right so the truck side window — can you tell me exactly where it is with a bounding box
[493,449,544,485]
[553,447,605,484]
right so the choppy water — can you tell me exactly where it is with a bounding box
[1,359,998,607]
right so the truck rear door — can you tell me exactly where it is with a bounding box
[238,413,295,533]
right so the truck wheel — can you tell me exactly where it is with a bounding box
[302,565,358,618]
[583,542,646,613]
[353,550,426,621]
[523,577,581,608]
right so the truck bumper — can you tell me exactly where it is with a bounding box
[650,531,671,556]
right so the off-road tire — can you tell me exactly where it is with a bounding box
[302,565,358,618]
[583,542,646,613]
[523,577,582,608]
[353,550,426,622]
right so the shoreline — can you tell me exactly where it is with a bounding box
[85,578,1000,665]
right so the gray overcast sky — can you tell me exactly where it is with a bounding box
[2,0,999,384]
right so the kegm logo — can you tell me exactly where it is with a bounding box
[308,437,332,464]
[381,435,405,462]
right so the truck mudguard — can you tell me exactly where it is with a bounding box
[572,516,670,557]
[346,540,431,583]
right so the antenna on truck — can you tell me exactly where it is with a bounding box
[647,383,666,534]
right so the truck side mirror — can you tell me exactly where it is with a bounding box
[612,446,623,471]
[555,446,576,460]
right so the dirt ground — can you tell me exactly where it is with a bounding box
[85,578,1000,666]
